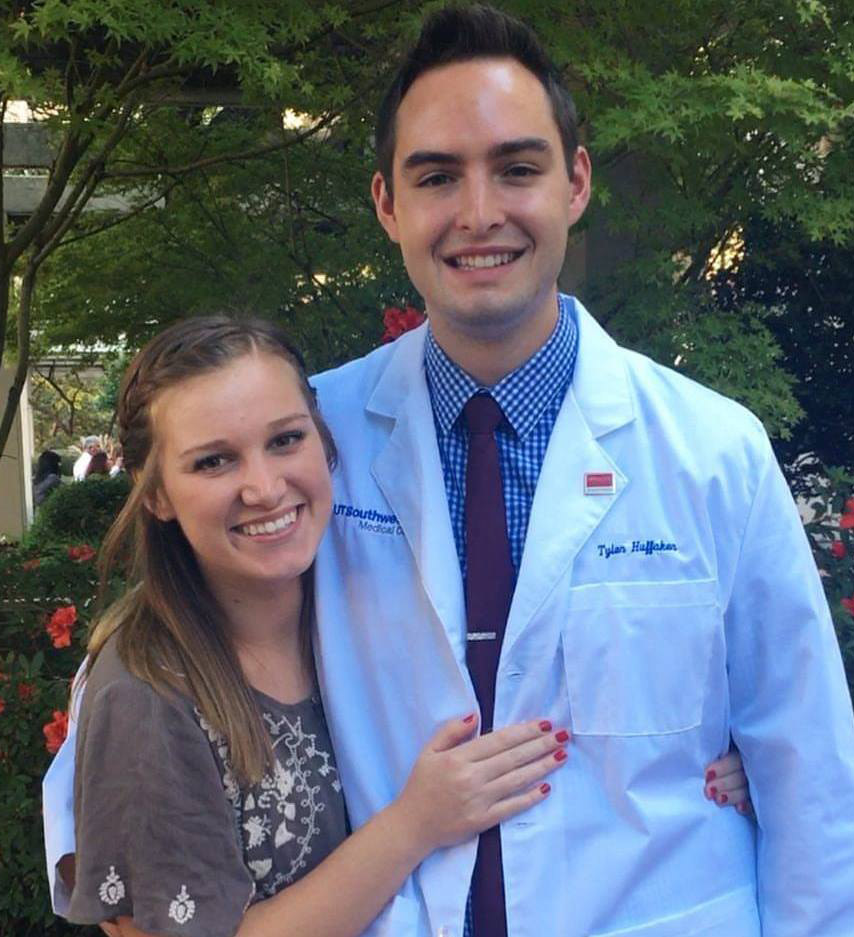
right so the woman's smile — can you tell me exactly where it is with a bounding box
[232,505,301,539]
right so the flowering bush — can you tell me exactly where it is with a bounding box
[800,465,854,692]
[43,710,70,756]
[380,304,426,343]
[0,480,127,935]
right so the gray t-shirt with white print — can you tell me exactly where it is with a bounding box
[68,633,348,937]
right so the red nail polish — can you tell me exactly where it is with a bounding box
[709,786,718,797]
[540,782,551,795]
[706,769,717,782]
[554,749,568,762]
[463,714,476,724]
[720,793,728,804]
[538,720,552,732]
[555,729,570,744]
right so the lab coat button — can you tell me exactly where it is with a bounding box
[436,927,452,937]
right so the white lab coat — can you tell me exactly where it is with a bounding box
[45,299,854,936]
[311,299,854,936]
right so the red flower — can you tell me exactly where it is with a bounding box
[67,544,96,563]
[381,305,426,343]
[830,541,847,559]
[21,557,40,571]
[842,597,854,617]
[841,513,854,530]
[46,605,77,649]
[0,699,5,716]
[845,497,854,514]
[43,710,69,754]
[17,682,36,702]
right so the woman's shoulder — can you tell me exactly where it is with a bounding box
[80,632,195,735]
[84,632,147,704]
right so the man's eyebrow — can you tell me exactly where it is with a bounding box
[401,137,552,173]
[177,414,310,458]
[487,137,551,159]
[401,150,463,171]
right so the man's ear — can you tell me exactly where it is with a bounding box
[567,146,592,229]
[371,171,400,243]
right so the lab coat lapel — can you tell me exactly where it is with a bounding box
[504,303,636,655]
[368,326,468,659]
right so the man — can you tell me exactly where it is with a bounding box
[72,436,101,481]
[314,6,854,936]
[45,5,854,936]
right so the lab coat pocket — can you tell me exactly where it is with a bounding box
[589,885,759,936]
[564,579,719,736]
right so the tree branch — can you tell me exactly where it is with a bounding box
[34,365,76,410]
[4,43,161,271]
[64,33,80,112]
[72,35,128,120]
[0,95,7,368]
[33,167,104,268]
[0,253,40,456]
[102,113,336,179]
[0,96,6,251]
[53,178,181,251]
[4,130,90,270]
[116,63,191,101]
[34,96,141,264]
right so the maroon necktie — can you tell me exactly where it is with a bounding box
[464,393,514,937]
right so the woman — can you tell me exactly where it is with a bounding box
[67,317,748,937]
[84,451,110,477]
[67,317,572,937]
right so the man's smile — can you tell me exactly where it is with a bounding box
[443,248,527,274]
[445,249,525,270]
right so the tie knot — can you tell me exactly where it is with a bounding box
[464,393,504,435]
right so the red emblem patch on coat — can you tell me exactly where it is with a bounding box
[584,472,615,495]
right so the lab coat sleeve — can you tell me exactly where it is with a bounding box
[724,437,854,935]
[42,660,85,916]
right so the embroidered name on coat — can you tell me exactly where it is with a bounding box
[597,539,678,559]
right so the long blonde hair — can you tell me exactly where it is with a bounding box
[88,316,337,785]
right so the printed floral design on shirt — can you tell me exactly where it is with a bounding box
[168,885,196,924]
[98,866,126,906]
[195,701,342,900]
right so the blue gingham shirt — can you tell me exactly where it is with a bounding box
[424,294,577,937]
[424,293,578,580]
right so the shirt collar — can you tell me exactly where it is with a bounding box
[424,294,578,438]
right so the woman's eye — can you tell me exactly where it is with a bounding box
[193,453,227,472]
[271,431,305,450]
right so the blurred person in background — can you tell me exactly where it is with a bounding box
[73,437,101,481]
[33,449,63,506]
[84,451,109,478]
[108,444,125,477]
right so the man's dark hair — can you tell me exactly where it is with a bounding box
[374,4,578,196]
